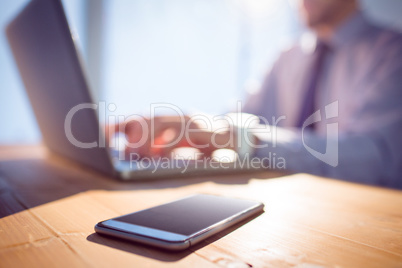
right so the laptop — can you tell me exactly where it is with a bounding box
[6,0,262,180]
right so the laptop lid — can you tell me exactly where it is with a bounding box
[6,0,116,176]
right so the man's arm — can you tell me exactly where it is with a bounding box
[251,124,402,189]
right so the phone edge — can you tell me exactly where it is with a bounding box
[188,202,264,247]
[94,223,191,251]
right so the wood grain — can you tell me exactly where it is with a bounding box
[0,145,401,268]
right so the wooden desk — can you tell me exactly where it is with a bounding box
[0,145,401,267]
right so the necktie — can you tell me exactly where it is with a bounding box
[296,42,330,129]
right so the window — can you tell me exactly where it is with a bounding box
[99,0,300,117]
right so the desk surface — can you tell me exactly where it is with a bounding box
[0,145,401,268]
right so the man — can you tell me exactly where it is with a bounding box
[109,0,402,189]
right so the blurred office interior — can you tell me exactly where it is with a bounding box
[0,0,401,144]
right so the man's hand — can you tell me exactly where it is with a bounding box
[105,115,235,159]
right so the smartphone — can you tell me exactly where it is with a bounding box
[95,194,264,251]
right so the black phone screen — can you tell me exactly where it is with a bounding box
[112,194,262,236]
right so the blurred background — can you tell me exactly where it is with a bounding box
[1,0,402,144]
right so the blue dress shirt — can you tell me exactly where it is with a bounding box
[243,11,402,189]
